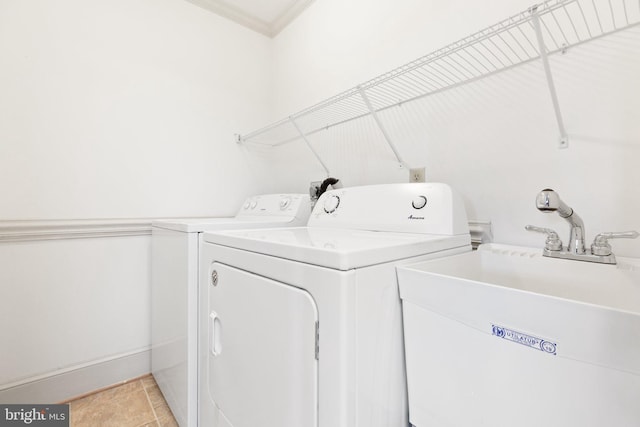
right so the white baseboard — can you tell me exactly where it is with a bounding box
[0,349,151,404]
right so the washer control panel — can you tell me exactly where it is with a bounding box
[237,194,311,219]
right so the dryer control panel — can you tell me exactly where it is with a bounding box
[308,183,469,236]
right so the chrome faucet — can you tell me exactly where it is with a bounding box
[526,189,638,264]
[534,189,585,254]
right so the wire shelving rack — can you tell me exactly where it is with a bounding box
[237,0,640,175]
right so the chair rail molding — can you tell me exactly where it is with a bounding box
[0,219,153,242]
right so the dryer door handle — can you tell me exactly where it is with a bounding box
[209,311,222,356]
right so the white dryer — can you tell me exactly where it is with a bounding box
[151,194,310,427]
[198,183,472,427]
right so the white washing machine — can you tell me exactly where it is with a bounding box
[151,194,310,427]
[198,183,472,427]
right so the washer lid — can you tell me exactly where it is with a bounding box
[151,216,298,233]
[203,227,471,270]
[152,193,311,232]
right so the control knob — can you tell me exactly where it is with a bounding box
[323,194,340,214]
[279,197,291,210]
[412,195,427,209]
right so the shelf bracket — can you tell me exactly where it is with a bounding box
[358,86,409,168]
[531,6,569,149]
[290,117,331,177]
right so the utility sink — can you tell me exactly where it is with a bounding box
[403,243,640,313]
[397,244,640,427]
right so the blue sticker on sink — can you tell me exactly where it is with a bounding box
[491,324,557,355]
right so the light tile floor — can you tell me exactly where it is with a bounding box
[66,375,178,427]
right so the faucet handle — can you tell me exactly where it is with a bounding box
[591,231,639,256]
[525,225,563,251]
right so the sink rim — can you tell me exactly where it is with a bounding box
[399,243,640,315]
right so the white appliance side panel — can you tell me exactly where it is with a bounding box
[206,262,319,427]
[151,227,197,427]
[353,246,470,427]
[402,303,640,427]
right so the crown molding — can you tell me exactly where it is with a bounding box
[270,0,315,37]
[185,0,315,38]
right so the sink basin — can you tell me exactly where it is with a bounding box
[398,244,640,427]
[407,243,640,313]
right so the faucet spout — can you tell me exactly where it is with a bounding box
[535,189,586,254]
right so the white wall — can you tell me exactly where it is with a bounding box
[272,0,537,115]
[0,0,273,400]
[0,0,273,219]
[265,0,640,257]
[0,233,151,402]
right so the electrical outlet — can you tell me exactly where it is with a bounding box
[409,167,425,183]
[309,181,322,199]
